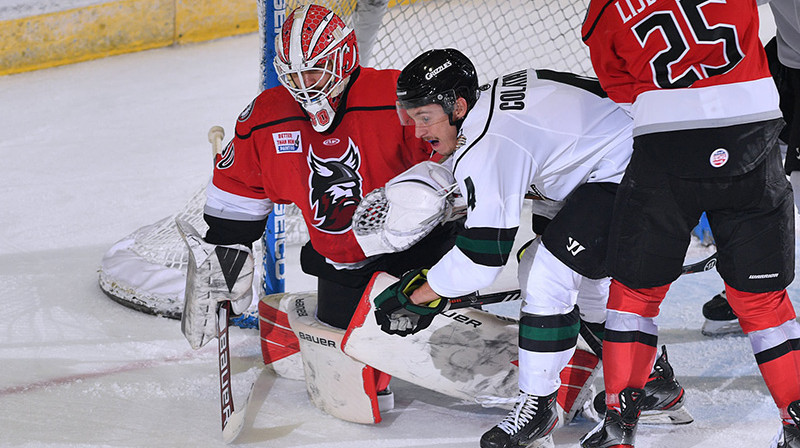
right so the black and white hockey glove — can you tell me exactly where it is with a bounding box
[373,269,447,337]
[175,218,254,350]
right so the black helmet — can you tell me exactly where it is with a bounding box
[396,48,479,124]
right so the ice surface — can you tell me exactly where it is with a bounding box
[1,8,796,447]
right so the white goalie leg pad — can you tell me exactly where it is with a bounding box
[343,273,520,407]
[353,161,459,257]
[285,293,385,424]
[257,292,304,381]
[175,218,254,350]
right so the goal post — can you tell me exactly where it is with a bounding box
[258,0,287,296]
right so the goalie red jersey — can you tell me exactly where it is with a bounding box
[582,0,780,134]
[208,67,432,264]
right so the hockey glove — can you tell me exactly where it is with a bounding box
[373,269,447,336]
[175,218,254,350]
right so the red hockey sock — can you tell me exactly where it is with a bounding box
[604,280,669,408]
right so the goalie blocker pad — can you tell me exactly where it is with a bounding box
[343,272,601,422]
[175,218,254,350]
[282,292,389,424]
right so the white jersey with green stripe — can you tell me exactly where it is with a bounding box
[427,68,634,298]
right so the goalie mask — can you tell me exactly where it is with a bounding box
[274,5,360,132]
[396,48,479,128]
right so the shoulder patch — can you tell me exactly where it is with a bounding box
[273,131,302,154]
[238,100,255,122]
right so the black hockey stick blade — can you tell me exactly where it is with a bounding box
[447,252,719,311]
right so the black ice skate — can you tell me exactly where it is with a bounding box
[593,346,694,425]
[480,391,558,448]
[701,290,743,337]
[580,387,645,448]
[773,400,800,448]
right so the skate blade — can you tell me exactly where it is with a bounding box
[701,319,743,337]
[639,406,694,425]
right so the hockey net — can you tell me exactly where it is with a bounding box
[98,0,592,321]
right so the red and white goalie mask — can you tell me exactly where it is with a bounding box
[274,5,360,132]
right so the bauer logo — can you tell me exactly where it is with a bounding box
[273,131,302,154]
[710,148,729,168]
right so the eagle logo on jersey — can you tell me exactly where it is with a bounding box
[307,139,363,233]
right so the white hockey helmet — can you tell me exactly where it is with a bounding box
[274,5,360,132]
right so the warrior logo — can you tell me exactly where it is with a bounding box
[307,139,363,233]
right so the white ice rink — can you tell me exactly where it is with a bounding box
[2,7,799,447]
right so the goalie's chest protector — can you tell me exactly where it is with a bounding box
[220,68,432,264]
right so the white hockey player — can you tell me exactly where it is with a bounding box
[374,49,690,448]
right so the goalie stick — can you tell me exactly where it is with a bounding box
[217,301,248,443]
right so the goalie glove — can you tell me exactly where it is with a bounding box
[175,218,254,350]
[353,161,463,257]
[373,269,447,336]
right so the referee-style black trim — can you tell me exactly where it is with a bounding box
[453,78,499,174]
[755,337,800,365]
[604,328,659,348]
[582,0,616,42]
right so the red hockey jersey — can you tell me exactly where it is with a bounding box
[208,67,432,264]
[582,0,780,135]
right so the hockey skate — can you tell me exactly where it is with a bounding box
[580,387,645,448]
[593,346,694,425]
[772,400,800,448]
[377,386,394,413]
[701,290,743,337]
[480,391,558,448]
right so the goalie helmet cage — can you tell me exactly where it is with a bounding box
[98,0,592,319]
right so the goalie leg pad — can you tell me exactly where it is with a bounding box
[258,292,303,381]
[555,337,602,423]
[285,293,386,424]
[343,272,520,405]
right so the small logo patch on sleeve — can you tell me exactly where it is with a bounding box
[273,131,302,154]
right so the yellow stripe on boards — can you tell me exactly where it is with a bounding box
[0,0,257,76]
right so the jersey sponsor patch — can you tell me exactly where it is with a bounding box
[710,148,729,168]
[273,131,302,154]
